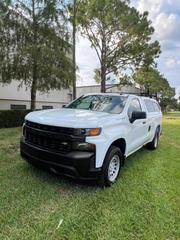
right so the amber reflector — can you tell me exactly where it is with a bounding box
[89,128,101,136]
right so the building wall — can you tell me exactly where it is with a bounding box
[0,81,72,110]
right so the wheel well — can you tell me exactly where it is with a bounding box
[157,125,161,133]
[111,138,126,156]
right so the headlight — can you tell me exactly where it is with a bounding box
[74,128,101,136]
[72,142,95,151]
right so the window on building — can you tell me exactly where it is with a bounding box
[42,106,53,110]
[68,93,73,102]
[10,104,26,110]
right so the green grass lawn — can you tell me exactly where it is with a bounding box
[0,115,180,240]
[164,111,180,118]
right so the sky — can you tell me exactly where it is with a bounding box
[76,0,180,98]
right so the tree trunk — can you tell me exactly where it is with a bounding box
[31,0,37,111]
[101,64,106,93]
[147,86,150,96]
[30,61,37,110]
[30,77,37,110]
[100,28,106,93]
[72,0,76,100]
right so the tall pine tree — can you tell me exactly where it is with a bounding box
[0,0,73,110]
[76,0,161,92]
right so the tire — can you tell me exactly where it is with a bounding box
[98,146,123,187]
[146,128,160,150]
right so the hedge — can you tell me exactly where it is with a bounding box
[0,110,31,128]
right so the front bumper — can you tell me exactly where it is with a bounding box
[20,138,101,180]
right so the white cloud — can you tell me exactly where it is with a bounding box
[165,57,180,68]
[136,0,180,44]
[176,86,180,99]
[137,0,164,18]
[167,0,180,10]
[160,40,180,51]
[154,13,180,41]
[76,35,99,86]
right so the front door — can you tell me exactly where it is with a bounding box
[126,98,148,155]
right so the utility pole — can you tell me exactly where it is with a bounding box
[72,0,76,100]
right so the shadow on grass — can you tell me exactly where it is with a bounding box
[23,160,98,190]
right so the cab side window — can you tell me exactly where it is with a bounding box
[144,100,160,113]
[153,102,160,112]
[144,100,155,112]
[128,98,142,119]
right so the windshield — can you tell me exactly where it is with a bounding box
[66,95,127,114]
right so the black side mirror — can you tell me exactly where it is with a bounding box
[62,104,67,108]
[130,111,146,123]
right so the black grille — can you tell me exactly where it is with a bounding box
[26,120,74,135]
[24,121,75,153]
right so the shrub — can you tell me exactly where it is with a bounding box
[0,110,31,128]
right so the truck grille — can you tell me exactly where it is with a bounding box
[26,120,74,135]
[24,121,76,153]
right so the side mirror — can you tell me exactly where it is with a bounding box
[130,111,146,123]
[62,104,67,108]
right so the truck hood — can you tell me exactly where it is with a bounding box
[25,108,120,128]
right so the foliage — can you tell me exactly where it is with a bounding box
[160,98,179,112]
[0,110,30,128]
[93,68,101,84]
[94,68,132,86]
[133,67,176,111]
[133,67,174,95]
[76,0,161,92]
[0,0,73,110]
[71,0,77,100]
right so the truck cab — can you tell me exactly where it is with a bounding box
[20,93,162,186]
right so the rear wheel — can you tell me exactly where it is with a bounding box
[99,146,122,187]
[146,128,160,150]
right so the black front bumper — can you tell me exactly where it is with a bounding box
[20,138,101,180]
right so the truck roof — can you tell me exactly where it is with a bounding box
[84,92,126,96]
[84,92,158,101]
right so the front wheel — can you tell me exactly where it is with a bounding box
[99,146,122,187]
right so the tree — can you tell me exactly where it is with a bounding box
[93,68,101,84]
[133,67,175,111]
[76,0,160,92]
[0,0,73,110]
[133,67,174,95]
[0,1,15,84]
[72,0,77,100]
[93,68,132,92]
[68,0,83,100]
[160,97,178,112]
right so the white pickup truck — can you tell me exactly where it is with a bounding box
[20,93,162,186]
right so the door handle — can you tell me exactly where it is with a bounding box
[142,121,146,124]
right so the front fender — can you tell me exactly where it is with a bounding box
[86,124,128,168]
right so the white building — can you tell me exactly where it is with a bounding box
[0,81,72,110]
[0,80,141,110]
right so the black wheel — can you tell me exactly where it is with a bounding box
[146,128,160,150]
[98,146,123,187]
